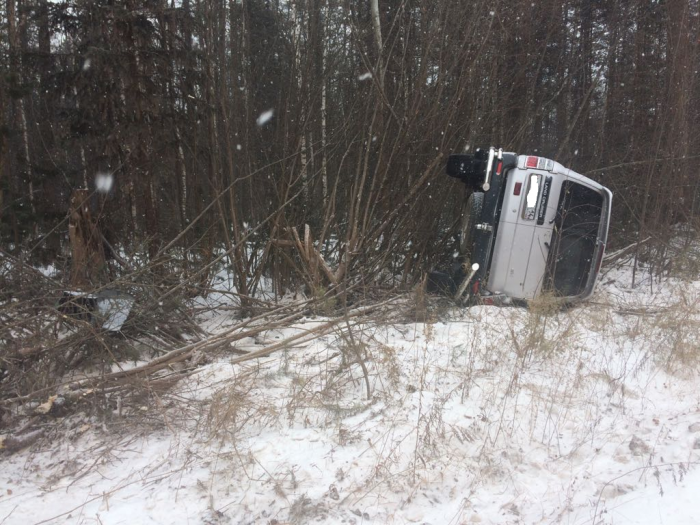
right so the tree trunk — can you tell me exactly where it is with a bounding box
[7,0,35,219]
[69,189,106,287]
[370,0,384,87]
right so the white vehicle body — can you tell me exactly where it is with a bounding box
[437,147,613,305]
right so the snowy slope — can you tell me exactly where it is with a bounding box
[1,263,700,525]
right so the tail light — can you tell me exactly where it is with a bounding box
[525,156,555,171]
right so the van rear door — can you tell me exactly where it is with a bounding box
[488,168,562,299]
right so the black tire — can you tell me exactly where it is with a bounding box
[459,192,484,259]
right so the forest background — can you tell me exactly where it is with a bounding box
[1,0,699,296]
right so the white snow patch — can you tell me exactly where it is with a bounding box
[256,109,274,126]
[95,172,114,193]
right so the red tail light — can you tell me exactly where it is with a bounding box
[525,156,555,171]
[514,182,522,195]
[525,156,539,168]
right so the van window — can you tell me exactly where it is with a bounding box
[547,181,604,296]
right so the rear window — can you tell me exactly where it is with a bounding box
[547,181,604,297]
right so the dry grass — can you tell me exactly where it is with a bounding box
[3,246,700,523]
[198,273,699,520]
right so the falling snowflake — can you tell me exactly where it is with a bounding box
[358,72,372,81]
[236,144,242,151]
[95,172,113,193]
[256,109,274,127]
[83,58,91,71]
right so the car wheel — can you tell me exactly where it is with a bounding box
[459,192,484,261]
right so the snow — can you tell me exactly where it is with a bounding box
[1,263,699,524]
[358,72,372,81]
[95,172,114,193]
[256,109,274,127]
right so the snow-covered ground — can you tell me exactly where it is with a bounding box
[2,262,700,524]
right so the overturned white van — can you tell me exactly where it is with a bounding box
[429,147,612,305]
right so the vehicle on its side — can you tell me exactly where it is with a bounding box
[429,147,612,305]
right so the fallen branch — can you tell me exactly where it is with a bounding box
[0,301,305,406]
[603,237,652,264]
[1,294,401,407]
[0,429,45,454]
[228,296,401,366]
